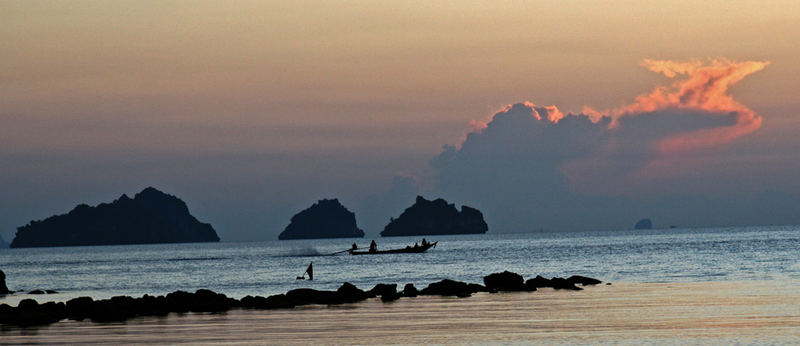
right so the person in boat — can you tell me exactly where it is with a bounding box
[352,243,358,250]
[369,240,377,253]
[414,242,419,248]
[422,238,428,246]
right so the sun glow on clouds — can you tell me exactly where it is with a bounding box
[609,58,769,153]
[466,58,768,154]
[464,102,568,147]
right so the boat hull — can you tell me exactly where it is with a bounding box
[349,242,437,255]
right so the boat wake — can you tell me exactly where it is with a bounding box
[276,246,324,257]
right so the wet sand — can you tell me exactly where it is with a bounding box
[2,281,799,344]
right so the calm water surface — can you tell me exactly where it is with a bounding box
[1,226,799,304]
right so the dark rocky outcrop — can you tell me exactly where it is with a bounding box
[634,218,653,230]
[550,277,583,290]
[402,283,418,297]
[0,270,11,295]
[419,279,482,298]
[10,187,219,248]
[468,283,491,293]
[0,299,66,326]
[285,288,343,306]
[380,291,403,302]
[358,283,402,302]
[65,297,94,320]
[524,275,552,290]
[483,271,527,292]
[566,275,602,286]
[524,275,586,291]
[337,282,370,303]
[380,196,488,236]
[0,272,603,327]
[240,294,295,310]
[279,199,364,240]
[367,283,397,298]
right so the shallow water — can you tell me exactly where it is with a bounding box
[3,281,799,344]
[1,225,799,305]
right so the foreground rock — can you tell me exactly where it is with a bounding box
[420,279,485,297]
[402,283,419,297]
[567,275,602,286]
[0,270,11,295]
[523,275,600,291]
[0,289,238,326]
[337,282,370,303]
[0,272,602,327]
[278,198,365,240]
[10,187,219,248]
[240,294,294,309]
[484,271,528,292]
[367,283,398,298]
[381,196,488,236]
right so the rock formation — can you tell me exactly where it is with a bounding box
[10,187,219,248]
[0,271,602,326]
[0,270,11,295]
[278,198,364,240]
[380,196,488,236]
[484,271,526,291]
[634,218,653,230]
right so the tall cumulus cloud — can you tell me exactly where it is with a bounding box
[431,58,778,232]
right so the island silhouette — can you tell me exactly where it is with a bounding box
[381,196,488,237]
[278,198,365,240]
[10,187,219,248]
[634,218,653,230]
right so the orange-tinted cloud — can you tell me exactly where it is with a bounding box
[459,58,768,155]
[460,101,571,148]
[466,58,768,154]
[604,58,769,153]
[451,58,768,195]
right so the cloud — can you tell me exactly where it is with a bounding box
[601,58,769,153]
[431,58,776,232]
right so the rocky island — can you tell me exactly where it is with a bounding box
[278,198,365,240]
[380,196,488,237]
[10,187,220,248]
[634,218,653,230]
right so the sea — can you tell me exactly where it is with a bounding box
[1,225,799,305]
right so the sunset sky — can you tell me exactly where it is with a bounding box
[2,1,800,241]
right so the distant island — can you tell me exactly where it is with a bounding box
[279,198,365,240]
[634,218,653,230]
[380,196,488,237]
[10,187,220,248]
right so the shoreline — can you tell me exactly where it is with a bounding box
[2,281,799,344]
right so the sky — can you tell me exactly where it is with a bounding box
[2,1,800,241]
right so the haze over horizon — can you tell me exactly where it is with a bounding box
[3,1,800,241]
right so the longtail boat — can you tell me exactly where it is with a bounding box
[349,241,437,255]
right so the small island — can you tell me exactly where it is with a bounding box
[278,198,365,240]
[10,187,220,248]
[380,196,488,237]
[634,218,653,230]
